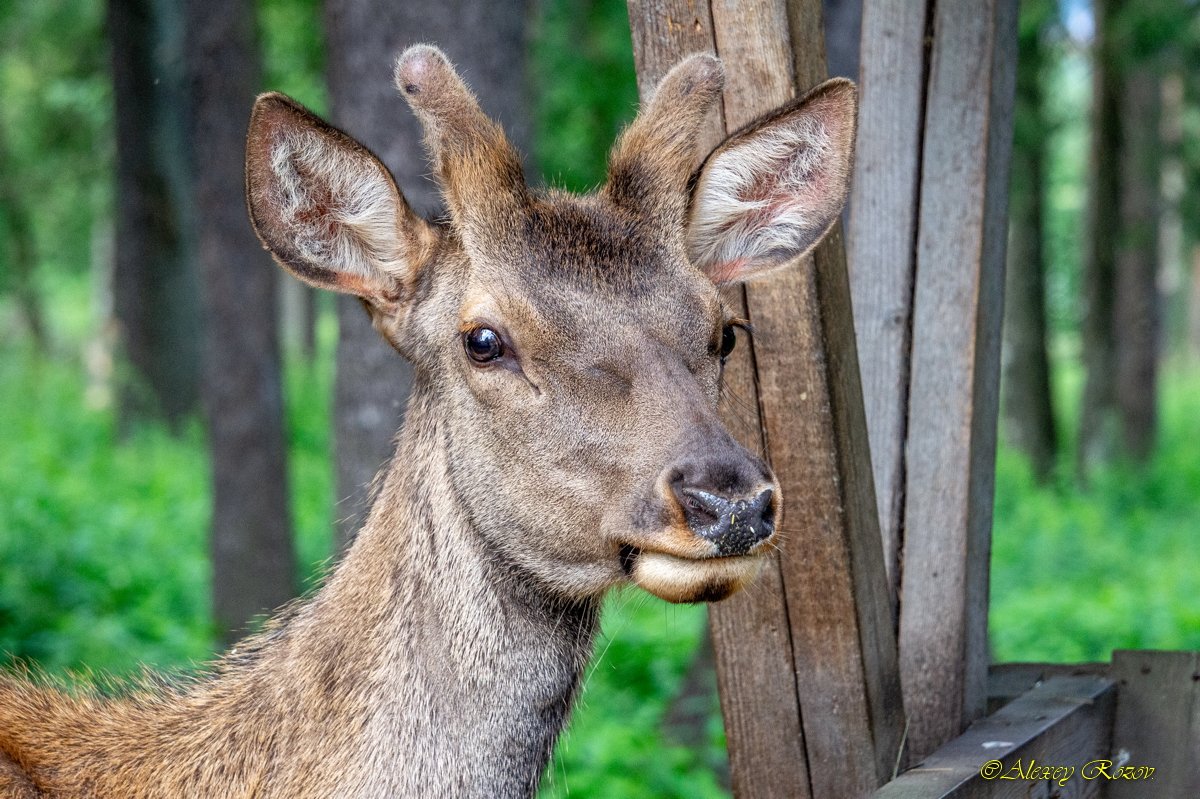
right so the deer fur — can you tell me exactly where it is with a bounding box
[0,45,857,798]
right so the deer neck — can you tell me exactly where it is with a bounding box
[280,382,602,797]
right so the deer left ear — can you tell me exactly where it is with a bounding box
[686,78,857,285]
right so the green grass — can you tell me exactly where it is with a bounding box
[544,593,726,799]
[0,284,337,677]
[0,341,212,674]
[989,367,1200,662]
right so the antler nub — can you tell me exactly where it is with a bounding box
[605,54,725,222]
[393,45,528,255]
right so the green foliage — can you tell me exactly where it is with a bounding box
[285,301,338,591]
[0,279,337,677]
[544,595,728,799]
[0,0,110,318]
[0,336,212,676]
[258,0,328,112]
[529,0,639,190]
[991,367,1200,662]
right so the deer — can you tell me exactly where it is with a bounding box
[0,44,856,798]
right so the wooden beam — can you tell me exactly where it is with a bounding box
[875,675,1117,799]
[845,0,932,618]
[1108,650,1200,797]
[893,0,1018,759]
[626,2,904,796]
[986,662,1109,714]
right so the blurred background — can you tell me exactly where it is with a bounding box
[0,0,1198,796]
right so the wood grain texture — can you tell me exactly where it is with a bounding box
[896,0,1018,760]
[627,1,905,795]
[787,11,906,788]
[845,0,931,614]
[629,4,810,795]
[875,675,1117,799]
[1107,650,1200,798]
[625,5,810,796]
[986,663,1109,714]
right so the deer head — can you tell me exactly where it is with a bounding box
[245,45,856,606]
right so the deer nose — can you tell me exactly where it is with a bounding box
[674,484,776,556]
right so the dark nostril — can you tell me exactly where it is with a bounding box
[682,490,720,526]
[676,487,727,529]
[753,488,775,528]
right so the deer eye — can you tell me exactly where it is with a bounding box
[464,327,504,363]
[719,324,738,360]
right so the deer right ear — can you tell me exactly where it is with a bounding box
[245,93,432,308]
[686,78,857,285]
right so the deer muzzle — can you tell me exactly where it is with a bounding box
[618,444,780,604]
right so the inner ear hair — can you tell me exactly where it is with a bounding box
[246,92,422,302]
[686,78,857,284]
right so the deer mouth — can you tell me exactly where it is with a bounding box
[618,544,767,604]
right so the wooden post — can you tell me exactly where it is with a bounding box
[873,675,1117,799]
[626,2,904,796]
[897,0,1017,759]
[847,0,1018,759]
[1108,650,1200,797]
[845,0,931,617]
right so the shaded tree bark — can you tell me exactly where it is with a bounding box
[1080,0,1167,471]
[185,0,296,642]
[108,0,201,428]
[1113,62,1161,463]
[1001,1,1057,480]
[0,123,46,351]
[324,0,531,550]
[1077,0,1122,475]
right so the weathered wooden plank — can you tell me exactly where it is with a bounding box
[875,675,1117,799]
[845,0,932,618]
[625,4,811,797]
[784,0,907,791]
[626,1,905,795]
[987,663,1109,714]
[896,0,1018,759]
[1107,650,1200,798]
[710,3,866,797]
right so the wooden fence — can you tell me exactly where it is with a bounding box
[625,1,1200,797]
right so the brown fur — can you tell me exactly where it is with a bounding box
[0,45,857,798]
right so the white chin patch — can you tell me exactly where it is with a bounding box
[630,551,766,604]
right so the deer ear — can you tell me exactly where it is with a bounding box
[686,78,857,285]
[245,92,432,308]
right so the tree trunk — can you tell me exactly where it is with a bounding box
[1001,2,1057,480]
[185,0,297,643]
[0,123,46,351]
[108,0,201,428]
[1114,61,1160,463]
[1077,0,1122,475]
[324,0,531,550]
